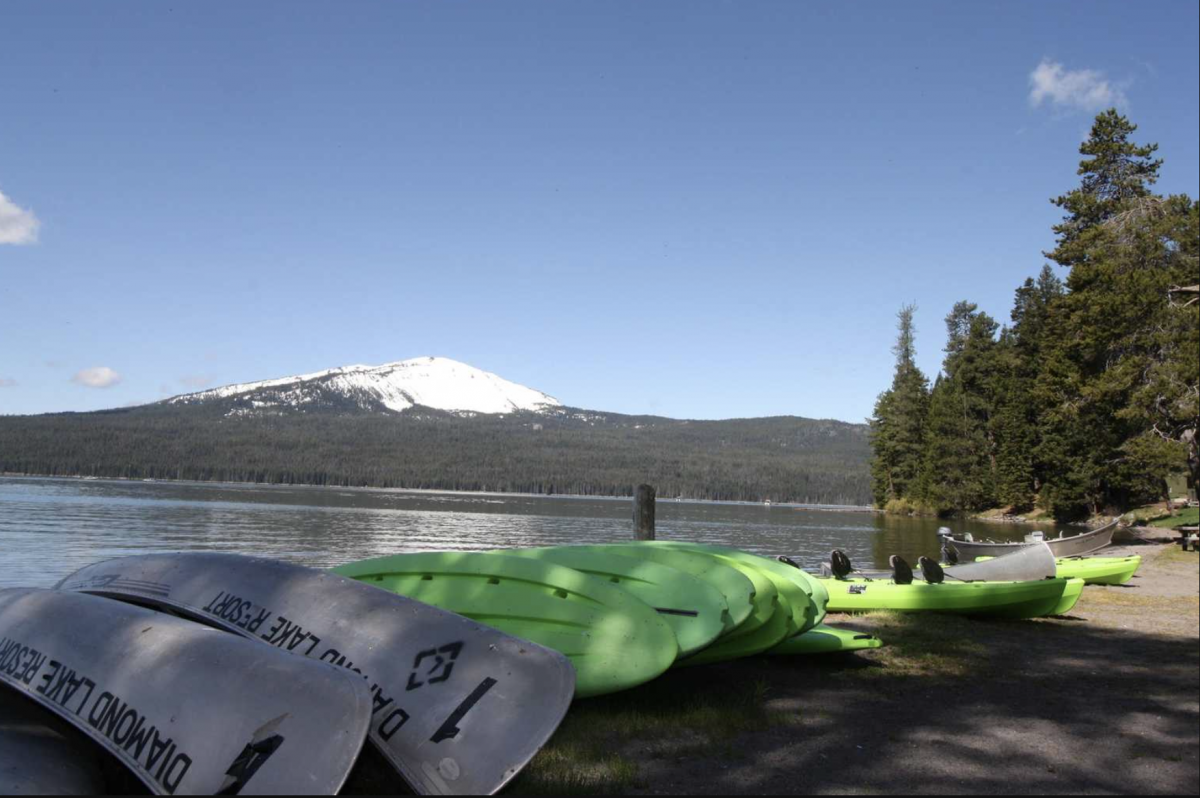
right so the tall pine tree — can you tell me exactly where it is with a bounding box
[1038,109,1195,517]
[869,305,930,508]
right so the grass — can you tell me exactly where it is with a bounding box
[1157,543,1200,565]
[509,675,796,794]
[1080,588,1197,612]
[1147,506,1199,529]
[832,611,991,678]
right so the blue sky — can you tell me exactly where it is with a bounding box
[1,2,1197,422]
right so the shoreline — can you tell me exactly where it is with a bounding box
[0,472,877,513]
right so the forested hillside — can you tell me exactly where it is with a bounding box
[0,404,871,505]
[870,110,1199,520]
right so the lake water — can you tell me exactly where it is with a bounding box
[0,476,1060,588]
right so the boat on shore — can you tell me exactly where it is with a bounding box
[942,519,1119,561]
[817,542,1057,583]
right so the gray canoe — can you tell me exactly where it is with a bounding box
[0,587,372,795]
[942,519,1119,561]
[56,552,576,796]
[817,542,1057,582]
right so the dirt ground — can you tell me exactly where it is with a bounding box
[512,540,1200,795]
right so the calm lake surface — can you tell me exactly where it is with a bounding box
[0,476,1065,589]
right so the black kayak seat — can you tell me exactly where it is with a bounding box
[919,556,945,584]
[777,555,803,570]
[889,555,914,585]
[830,550,854,580]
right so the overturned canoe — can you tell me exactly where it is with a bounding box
[944,520,1119,561]
[769,624,884,656]
[818,576,1085,619]
[57,553,575,795]
[503,547,729,657]
[0,588,372,795]
[334,551,678,698]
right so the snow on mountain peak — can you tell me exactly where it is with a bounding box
[167,356,562,415]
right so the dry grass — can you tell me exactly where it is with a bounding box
[832,611,991,678]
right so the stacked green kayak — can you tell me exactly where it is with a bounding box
[819,575,1085,619]
[545,544,757,634]
[503,547,729,656]
[1055,555,1141,585]
[333,551,677,698]
[334,543,886,697]
[769,623,883,655]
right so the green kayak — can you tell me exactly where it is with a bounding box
[1051,577,1086,615]
[819,575,1085,619]
[333,551,678,698]
[1055,555,1141,585]
[558,544,757,634]
[676,584,793,667]
[502,547,729,657]
[645,542,827,633]
[769,624,884,655]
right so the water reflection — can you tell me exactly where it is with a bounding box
[0,476,1063,588]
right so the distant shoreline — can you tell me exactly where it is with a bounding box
[0,471,878,512]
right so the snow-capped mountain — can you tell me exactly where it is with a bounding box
[166,357,562,416]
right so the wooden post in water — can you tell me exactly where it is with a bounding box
[633,484,656,540]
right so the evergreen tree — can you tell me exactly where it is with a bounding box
[919,303,999,513]
[869,305,930,507]
[1037,109,1195,516]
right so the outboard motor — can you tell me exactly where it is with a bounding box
[889,555,914,585]
[937,528,958,565]
[829,550,854,580]
[918,556,945,584]
[1024,530,1046,544]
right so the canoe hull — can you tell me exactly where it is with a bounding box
[946,520,1118,560]
[57,553,575,796]
[0,588,372,795]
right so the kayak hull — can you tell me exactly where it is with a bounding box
[1055,555,1141,585]
[818,576,1084,619]
[768,624,883,656]
[334,551,678,698]
[504,547,729,657]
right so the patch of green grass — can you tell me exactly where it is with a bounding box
[509,676,794,795]
[1148,506,1199,529]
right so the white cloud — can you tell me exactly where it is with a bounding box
[0,378,16,388]
[1029,59,1127,112]
[72,367,122,389]
[0,189,40,245]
